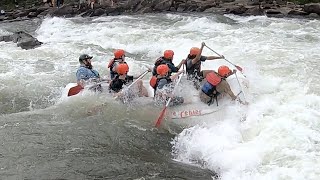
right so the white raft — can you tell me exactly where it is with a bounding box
[165,71,249,125]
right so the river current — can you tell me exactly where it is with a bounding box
[0,13,319,179]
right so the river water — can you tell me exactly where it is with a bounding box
[0,13,319,180]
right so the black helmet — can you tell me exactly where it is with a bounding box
[79,54,93,61]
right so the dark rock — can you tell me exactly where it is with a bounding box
[154,0,172,11]
[17,40,42,49]
[262,4,273,9]
[288,9,308,15]
[185,4,198,11]
[0,35,12,42]
[0,31,42,50]
[276,0,286,6]
[137,6,154,13]
[221,0,236,3]
[16,10,30,17]
[265,8,282,14]
[177,4,187,12]
[265,9,285,17]
[169,6,176,11]
[228,5,248,14]
[0,0,317,22]
[245,6,264,16]
[197,1,217,12]
[303,3,320,14]
[247,0,261,6]
[27,11,39,18]
[308,12,320,18]
[203,7,225,13]
[49,4,78,17]
[91,8,105,16]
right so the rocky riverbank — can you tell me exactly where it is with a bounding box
[0,0,320,23]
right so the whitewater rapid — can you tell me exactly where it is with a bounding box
[1,13,320,180]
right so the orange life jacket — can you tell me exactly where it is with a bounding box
[206,72,221,86]
[149,76,172,89]
[202,72,222,106]
[107,58,115,68]
[149,76,157,89]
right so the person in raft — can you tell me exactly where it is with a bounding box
[185,42,225,89]
[76,54,103,91]
[109,63,149,99]
[151,49,185,76]
[108,49,127,80]
[152,64,184,107]
[199,65,248,106]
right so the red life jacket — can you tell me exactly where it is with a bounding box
[154,57,164,66]
[206,72,221,86]
[149,76,157,89]
[149,76,172,89]
[108,58,124,69]
[107,58,115,68]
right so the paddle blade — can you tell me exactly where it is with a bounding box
[155,107,167,128]
[235,65,243,72]
[68,85,84,96]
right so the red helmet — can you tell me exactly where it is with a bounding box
[190,47,200,56]
[218,65,231,77]
[116,63,129,75]
[156,64,169,76]
[163,50,174,59]
[114,49,125,59]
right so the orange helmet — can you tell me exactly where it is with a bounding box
[190,47,200,56]
[157,64,169,76]
[116,63,129,75]
[114,49,125,59]
[163,50,174,59]
[218,65,231,77]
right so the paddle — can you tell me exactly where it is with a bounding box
[128,70,149,89]
[204,45,244,74]
[115,70,150,98]
[155,74,183,128]
[67,80,108,97]
[68,84,83,96]
[234,72,247,103]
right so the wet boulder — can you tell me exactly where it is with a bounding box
[0,31,42,50]
[303,3,320,14]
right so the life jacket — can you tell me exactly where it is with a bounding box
[201,72,222,106]
[206,72,221,86]
[149,76,172,90]
[186,56,201,77]
[109,75,134,93]
[152,57,164,76]
[109,75,126,93]
[149,76,157,89]
[108,59,126,79]
[152,57,175,76]
[107,58,115,68]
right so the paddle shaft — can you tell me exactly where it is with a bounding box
[234,72,247,102]
[205,45,237,67]
[115,70,149,99]
[87,80,109,89]
[127,70,149,89]
[205,45,246,77]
